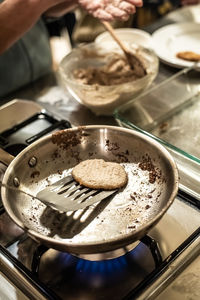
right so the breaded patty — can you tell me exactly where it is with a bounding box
[72,159,128,190]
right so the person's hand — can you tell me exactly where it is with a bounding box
[45,0,143,21]
[78,0,143,21]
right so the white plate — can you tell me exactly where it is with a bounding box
[166,4,200,24]
[152,22,200,69]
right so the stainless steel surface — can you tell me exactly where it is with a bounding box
[137,235,200,300]
[155,241,200,300]
[0,252,48,300]
[37,175,117,212]
[1,125,178,254]
[0,80,199,299]
[0,99,43,132]
[0,100,199,299]
[4,196,200,300]
[0,5,200,300]
[0,272,29,300]
[0,77,198,299]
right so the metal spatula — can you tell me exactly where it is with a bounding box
[36,175,117,212]
[1,176,117,212]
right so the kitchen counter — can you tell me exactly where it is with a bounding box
[1,5,200,300]
[2,62,179,129]
[2,4,200,126]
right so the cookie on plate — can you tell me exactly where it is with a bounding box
[176,51,200,62]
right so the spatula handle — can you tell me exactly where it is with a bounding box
[101,21,129,53]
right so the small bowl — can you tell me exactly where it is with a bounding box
[59,42,159,116]
[95,28,153,49]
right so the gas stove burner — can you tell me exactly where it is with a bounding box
[2,236,157,300]
[30,235,162,278]
[28,236,160,300]
[73,235,162,264]
[69,241,140,261]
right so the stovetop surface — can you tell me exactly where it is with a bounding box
[0,99,199,300]
[1,6,200,298]
[1,196,198,300]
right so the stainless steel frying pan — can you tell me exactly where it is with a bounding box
[0,125,179,254]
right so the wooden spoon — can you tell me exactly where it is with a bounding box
[101,21,146,76]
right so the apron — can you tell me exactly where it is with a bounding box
[0,10,52,99]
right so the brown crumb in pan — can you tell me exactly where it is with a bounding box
[52,127,85,149]
[138,156,158,184]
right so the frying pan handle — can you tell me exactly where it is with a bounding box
[0,148,14,166]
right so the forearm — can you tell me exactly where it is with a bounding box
[44,1,78,18]
[0,0,66,54]
[0,0,143,54]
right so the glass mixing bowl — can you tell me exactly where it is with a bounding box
[58,42,159,116]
